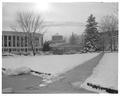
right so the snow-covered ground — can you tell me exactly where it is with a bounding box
[2,53,98,75]
[82,53,118,93]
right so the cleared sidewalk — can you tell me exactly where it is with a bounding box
[14,52,104,93]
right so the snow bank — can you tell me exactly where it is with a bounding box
[2,53,98,75]
[82,53,118,93]
[3,67,31,75]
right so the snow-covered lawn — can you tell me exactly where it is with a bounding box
[82,53,118,93]
[2,53,98,75]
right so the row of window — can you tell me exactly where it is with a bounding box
[2,35,40,47]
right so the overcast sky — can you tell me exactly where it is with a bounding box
[2,2,118,40]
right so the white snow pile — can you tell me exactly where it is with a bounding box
[2,53,99,75]
[2,66,55,83]
[2,67,31,75]
[2,66,65,87]
[81,53,118,93]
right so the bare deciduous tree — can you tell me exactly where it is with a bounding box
[10,11,45,55]
[99,14,118,51]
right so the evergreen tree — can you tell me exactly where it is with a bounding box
[84,14,100,52]
[42,41,51,51]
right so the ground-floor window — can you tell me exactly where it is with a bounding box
[25,48,27,52]
[21,49,24,51]
[9,48,11,52]
[4,48,8,52]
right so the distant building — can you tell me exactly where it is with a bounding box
[2,31,43,53]
[51,33,84,52]
[51,33,65,43]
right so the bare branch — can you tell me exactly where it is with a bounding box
[9,11,45,55]
[99,15,118,32]
[10,24,19,32]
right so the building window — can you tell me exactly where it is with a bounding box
[25,36,28,47]
[8,36,11,47]
[17,36,20,47]
[25,48,27,52]
[2,36,3,47]
[13,36,16,47]
[21,48,24,51]
[4,35,7,47]
[21,37,23,47]
[2,36,4,47]
[9,48,11,52]
[35,37,39,46]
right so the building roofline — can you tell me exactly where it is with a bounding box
[2,31,43,36]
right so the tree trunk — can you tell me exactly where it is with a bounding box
[102,38,105,52]
[109,31,113,52]
[31,44,36,56]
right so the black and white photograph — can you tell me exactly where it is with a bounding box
[1,0,118,94]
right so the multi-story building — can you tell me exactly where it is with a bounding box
[51,33,65,43]
[2,31,43,54]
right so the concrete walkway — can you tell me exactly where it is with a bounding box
[13,52,104,93]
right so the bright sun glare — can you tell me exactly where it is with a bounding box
[35,2,49,12]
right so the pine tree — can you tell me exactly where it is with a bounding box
[42,41,51,51]
[84,14,100,52]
